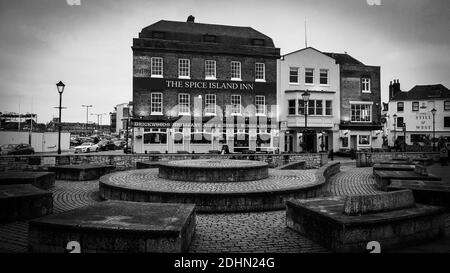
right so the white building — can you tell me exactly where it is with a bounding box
[0,131,70,153]
[387,81,450,147]
[277,47,341,152]
[114,103,131,137]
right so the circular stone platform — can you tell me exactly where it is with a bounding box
[99,168,323,212]
[158,159,269,182]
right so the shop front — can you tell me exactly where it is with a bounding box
[132,117,279,154]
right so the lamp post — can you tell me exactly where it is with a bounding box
[81,104,93,136]
[91,113,106,132]
[56,81,65,155]
[393,113,397,150]
[302,90,311,152]
[320,131,326,152]
[431,108,437,151]
[403,122,407,152]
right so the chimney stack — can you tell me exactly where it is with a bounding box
[187,15,195,23]
[390,79,401,100]
[389,81,394,100]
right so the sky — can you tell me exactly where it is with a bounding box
[0,0,449,125]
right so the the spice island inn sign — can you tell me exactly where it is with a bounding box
[133,77,274,92]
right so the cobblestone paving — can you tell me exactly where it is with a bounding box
[102,169,318,193]
[325,163,381,196]
[1,162,449,253]
[0,180,99,253]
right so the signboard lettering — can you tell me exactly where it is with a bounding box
[166,80,254,91]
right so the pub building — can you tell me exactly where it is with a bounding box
[131,16,280,153]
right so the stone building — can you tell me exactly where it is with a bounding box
[387,81,450,147]
[131,16,280,153]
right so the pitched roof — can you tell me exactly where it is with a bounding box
[139,20,275,47]
[391,84,450,101]
[282,47,335,60]
[322,52,364,65]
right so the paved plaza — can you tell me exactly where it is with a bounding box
[1,162,449,253]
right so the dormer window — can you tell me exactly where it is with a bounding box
[252,39,265,46]
[152,31,166,39]
[203,35,217,43]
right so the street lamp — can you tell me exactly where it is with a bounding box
[320,131,326,152]
[56,81,65,155]
[431,108,437,151]
[91,113,106,132]
[393,113,397,150]
[302,90,311,152]
[82,104,93,135]
[403,122,407,152]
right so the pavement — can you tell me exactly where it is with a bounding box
[0,159,449,253]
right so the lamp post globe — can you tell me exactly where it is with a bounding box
[56,81,65,94]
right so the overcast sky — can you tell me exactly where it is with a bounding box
[0,0,449,125]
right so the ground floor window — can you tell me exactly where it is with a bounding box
[444,116,450,127]
[411,134,427,143]
[173,127,183,144]
[234,128,249,149]
[341,136,349,148]
[257,129,271,147]
[358,135,371,145]
[190,128,212,144]
[144,128,167,144]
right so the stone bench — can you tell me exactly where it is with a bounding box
[387,180,450,208]
[275,161,306,170]
[48,164,115,181]
[0,184,53,223]
[373,170,441,191]
[411,157,434,166]
[379,160,413,165]
[136,161,169,169]
[0,172,55,190]
[373,164,416,172]
[28,201,196,253]
[391,157,434,166]
[286,190,446,252]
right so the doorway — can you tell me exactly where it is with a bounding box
[304,131,316,153]
[350,135,357,150]
[285,134,294,153]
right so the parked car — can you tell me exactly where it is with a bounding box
[98,140,116,151]
[70,137,82,147]
[74,142,99,153]
[0,143,35,155]
[113,140,126,150]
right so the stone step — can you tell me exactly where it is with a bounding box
[286,196,446,253]
[48,164,115,181]
[0,184,53,223]
[28,201,196,253]
[388,179,450,207]
[0,172,55,190]
[373,170,441,190]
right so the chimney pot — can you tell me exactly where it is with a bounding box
[187,15,195,23]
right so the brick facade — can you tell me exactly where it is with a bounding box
[339,64,382,126]
[334,60,383,150]
[131,18,280,153]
